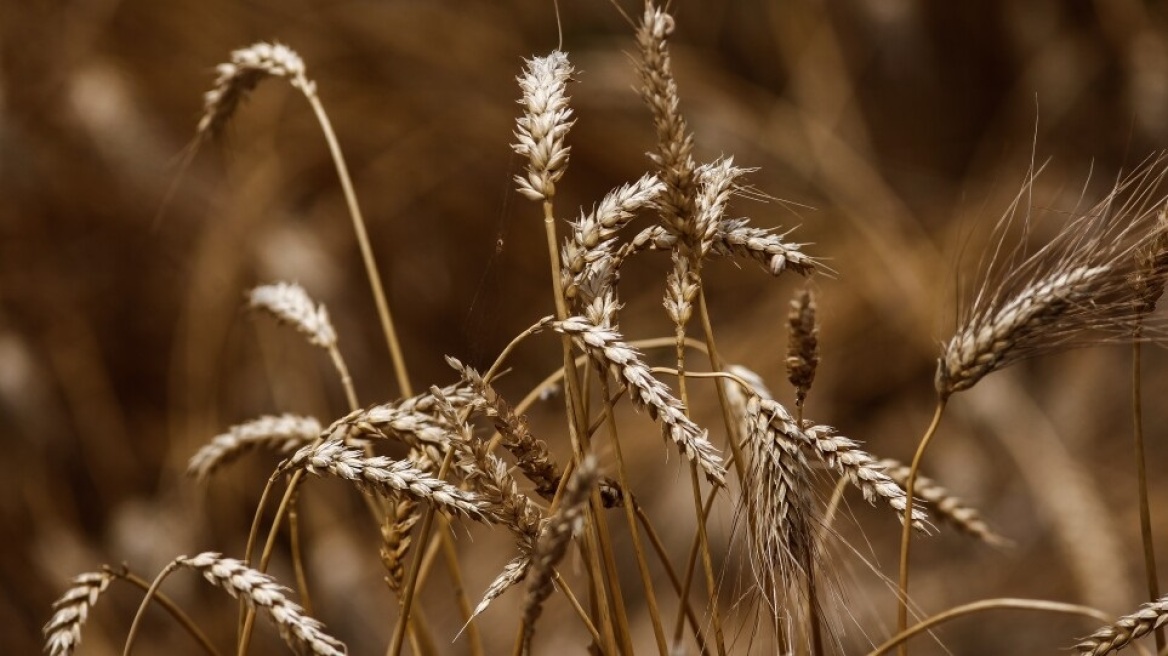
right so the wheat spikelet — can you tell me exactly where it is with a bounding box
[624,220,816,277]
[1075,595,1168,655]
[636,3,697,234]
[198,42,313,139]
[553,316,726,485]
[561,173,664,305]
[664,251,699,327]
[940,158,1168,397]
[520,456,598,651]
[692,157,749,259]
[287,438,493,522]
[187,414,322,481]
[939,265,1108,396]
[248,282,337,349]
[1132,204,1168,315]
[449,357,563,500]
[876,458,1006,546]
[786,287,819,408]
[43,570,115,656]
[751,396,927,529]
[178,552,346,655]
[513,51,574,202]
[742,385,815,596]
[471,557,530,621]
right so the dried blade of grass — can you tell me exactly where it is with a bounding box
[187,414,321,482]
[518,456,598,653]
[1075,595,1168,655]
[553,316,726,485]
[876,458,1006,546]
[179,553,346,656]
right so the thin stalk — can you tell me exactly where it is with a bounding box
[440,517,483,656]
[796,404,824,656]
[541,198,623,655]
[675,320,726,656]
[601,373,669,653]
[326,344,359,413]
[634,499,712,656]
[302,91,411,398]
[868,598,1132,656]
[118,569,222,656]
[288,497,313,616]
[896,399,948,656]
[1132,335,1164,651]
[388,444,456,656]
[554,570,604,646]
[124,561,181,656]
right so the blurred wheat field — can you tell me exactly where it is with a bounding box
[5,1,1168,654]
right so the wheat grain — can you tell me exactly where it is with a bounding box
[1075,595,1168,655]
[513,51,574,202]
[198,42,312,139]
[750,396,927,529]
[287,438,493,521]
[43,571,115,656]
[876,458,1006,546]
[553,316,726,485]
[786,287,819,408]
[178,552,346,655]
[188,414,322,481]
[248,282,337,349]
[636,3,697,234]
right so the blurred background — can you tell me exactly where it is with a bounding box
[4,0,1168,653]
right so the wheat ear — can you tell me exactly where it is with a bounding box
[179,552,346,655]
[876,458,1006,546]
[187,414,321,482]
[43,571,115,656]
[553,316,726,485]
[1076,595,1168,655]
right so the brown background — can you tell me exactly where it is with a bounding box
[3,1,1168,654]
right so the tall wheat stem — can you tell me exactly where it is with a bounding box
[602,373,670,653]
[896,399,948,655]
[674,305,727,656]
[1132,334,1164,651]
[123,561,182,656]
[541,199,625,654]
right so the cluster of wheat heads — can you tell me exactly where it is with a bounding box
[43,3,1168,655]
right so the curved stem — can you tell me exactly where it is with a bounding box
[118,569,222,656]
[303,91,412,399]
[896,399,947,655]
[124,560,181,656]
[868,598,1131,656]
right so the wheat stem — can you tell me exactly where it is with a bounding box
[870,598,1122,656]
[123,561,181,656]
[896,399,948,656]
[1132,335,1165,651]
[634,498,713,656]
